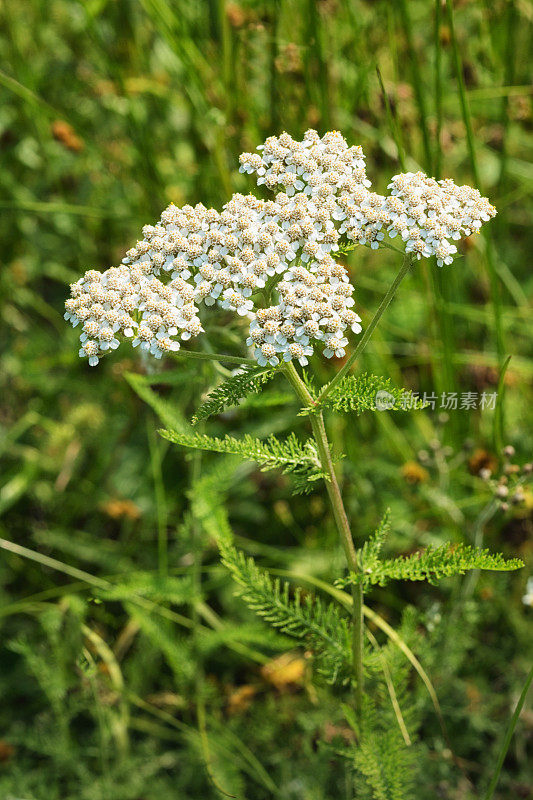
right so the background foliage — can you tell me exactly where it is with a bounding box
[0,0,532,798]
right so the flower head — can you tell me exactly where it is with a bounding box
[386,171,496,266]
[66,132,496,366]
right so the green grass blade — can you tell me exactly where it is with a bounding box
[444,0,480,186]
[376,66,406,171]
[396,0,433,171]
[445,0,505,364]
[493,354,511,457]
[483,663,533,800]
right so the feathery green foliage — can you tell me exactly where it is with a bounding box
[337,543,524,589]
[160,428,326,493]
[189,460,240,546]
[191,365,277,424]
[128,604,196,687]
[360,509,392,565]
[348,617,422,798]
[219,542,351,684]
[96,573,198,605]
[353,725,418,800]
[319,373,427,414]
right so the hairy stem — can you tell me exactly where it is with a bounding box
[283,362,364,722]
[316,254,414,406]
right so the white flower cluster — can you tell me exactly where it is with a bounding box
[64,266,202,366]
[239,129,369,197]
[66,130,496,367]
[246,255,362,366]
[240,132,496,264]
[239,130,386,250]
[386,171,497,266]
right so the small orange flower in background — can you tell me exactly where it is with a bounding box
[0,741,15,763]
[396,83,413,102]
[260,653,306,690]
[401,460,429,485]
[323,721,356,743]
[51,120,84,153]
[275,43,303,75]
[465,682,482,712]
[438,24,451,46]
[468,449,498,477]
[226,684,257,715]
[225,3,246,27]
[101,498,141,521]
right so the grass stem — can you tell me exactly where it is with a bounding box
[483,663,533,800]
[434,0,443,179]
[376,65,406,171]
[147,419,168,577]
[397,0,433,171]
[445,0,505,364]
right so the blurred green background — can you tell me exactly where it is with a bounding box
[0,1,532,798]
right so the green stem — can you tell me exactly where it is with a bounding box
[434,0,443,180]
[283,362,364,723]
[171,349,256,367]
[147,419,167,577]
[317,254,414,406]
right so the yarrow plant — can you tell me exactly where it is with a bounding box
[66,131,520,797]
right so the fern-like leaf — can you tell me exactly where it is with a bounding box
[359,509,391,566]
[353,726,418,800]
[319,373,426,414]
[219,542,351,684]
[160,428,326,493]
[192,365,277,424]
[337,543,523,589]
